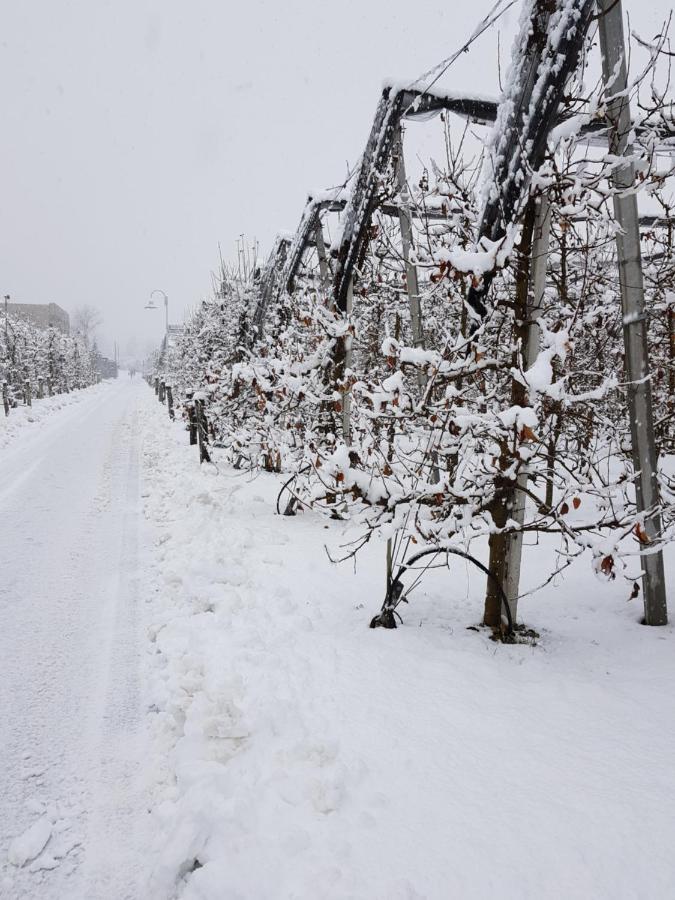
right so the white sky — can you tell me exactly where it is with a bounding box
[1,0,672,356]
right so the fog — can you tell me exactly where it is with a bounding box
[1,0,671,359]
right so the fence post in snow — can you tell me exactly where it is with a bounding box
[598,0,668,625]
[195,397,211,464]
[2,382,8,417]
[24,380,31,407]
[159,380,166,403]
[186,392,198,446]
[166,384,175,420]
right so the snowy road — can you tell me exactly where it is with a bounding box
[0,380,151,899]
[2,379,675,900]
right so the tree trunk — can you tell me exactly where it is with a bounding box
[484,200,537,628]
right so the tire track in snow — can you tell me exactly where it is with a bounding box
[0,379,153,899]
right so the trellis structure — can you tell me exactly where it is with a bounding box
[249,233,292,342]
[245,0,670,628]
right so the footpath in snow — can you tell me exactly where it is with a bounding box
[0,378,153,899]
[141,386,675,900]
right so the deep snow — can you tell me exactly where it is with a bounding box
[141,387,675,899]
[2,379,675,899]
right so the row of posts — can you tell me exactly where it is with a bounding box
[1,376,91,417]
[153,375,211,463]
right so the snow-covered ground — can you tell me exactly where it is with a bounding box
[2,379,675,899]
[0,378,154,899]
[142,389,675,899]
[0,383,109,452]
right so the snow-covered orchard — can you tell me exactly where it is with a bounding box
[154,0,675,639]
[138,6,675,892]
[1,313,100,415]
[3,1,675,898]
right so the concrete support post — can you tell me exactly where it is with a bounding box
[342,278,353,443]
[599,0,667,625]
[395,125,425,392]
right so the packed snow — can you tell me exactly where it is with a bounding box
[0,379,153,899]
[2,378,675,899]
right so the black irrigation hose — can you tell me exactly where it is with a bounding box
[275,465,311,516]
[373,546,514,635]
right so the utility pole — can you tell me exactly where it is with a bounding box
[598,0,668,625]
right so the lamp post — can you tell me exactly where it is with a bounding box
[149,289,169,340]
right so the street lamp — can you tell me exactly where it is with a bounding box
[149,289,169,339]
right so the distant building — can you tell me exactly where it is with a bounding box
[94,352,118,380]
[7,302,70,334]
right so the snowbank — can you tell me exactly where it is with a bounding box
[141,389,675,900]
[0,382,111,452]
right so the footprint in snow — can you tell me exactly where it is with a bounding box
[7,815,52,867]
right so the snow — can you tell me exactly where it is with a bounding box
[0,377,153,899]
[382,77,498,114]
[434,240,505,274]
[3,378,675,899]
[498,403,539,431]
[140,387,675,900]
[0,382,108,452]
[8,818,52,868]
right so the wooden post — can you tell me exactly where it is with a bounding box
[154,376,159,397]
[166,384,175,420]
[2,381,9,417]
[186,393,198,446]
[24,380,31,406]
[314,220,332,300]
[37,377,44,399]
[599,0,667,625]
[159,380,166,403]
[195,398,211,463]
[47,377,53,396]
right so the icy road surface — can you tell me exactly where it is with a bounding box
[0,380,151,899]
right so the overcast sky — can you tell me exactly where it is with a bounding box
[1,0,672,357]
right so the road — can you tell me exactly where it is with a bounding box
[0,379,151,899]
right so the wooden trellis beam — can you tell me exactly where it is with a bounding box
[250,233,291,341]
[466,0,596,320]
